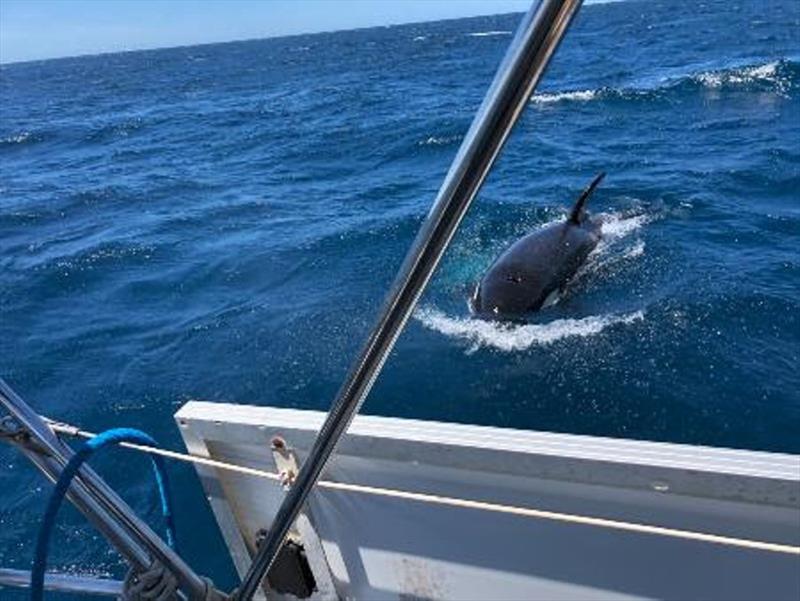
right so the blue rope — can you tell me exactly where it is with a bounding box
[31,428,176,601]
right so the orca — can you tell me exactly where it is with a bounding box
[471,172,606,319]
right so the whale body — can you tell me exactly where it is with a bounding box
[471,173,606,319]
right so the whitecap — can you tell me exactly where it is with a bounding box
[696,61,779,87]
[416,307,644,352]
[2,131,32,144]
[526,59,794,107]
[693,60,790,95]
[467,30,512,37]
[418,134,461,147]
[531,89,598,104]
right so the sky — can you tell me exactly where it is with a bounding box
[0,0,545,64]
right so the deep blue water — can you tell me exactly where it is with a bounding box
[1,0,799,594]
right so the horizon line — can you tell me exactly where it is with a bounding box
[0,1,622,68]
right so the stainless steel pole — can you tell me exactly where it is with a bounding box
[0,379,210,600]
[234,1,584,598]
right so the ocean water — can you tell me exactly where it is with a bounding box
[1,0,799,594]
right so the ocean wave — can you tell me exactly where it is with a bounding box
[692,60,789,92]
[530,58,797,105]
[0,131,41,147]
[418,134,462,147]
[531,89,599,104]
[467,30,512,37]
[416,307,645,352]
[86,117,146,143]
[47,242,156,273]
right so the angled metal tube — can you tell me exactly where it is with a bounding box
[234,1,584,598]
[0,379,209,600]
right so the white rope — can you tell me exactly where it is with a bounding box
[46,420,800,556]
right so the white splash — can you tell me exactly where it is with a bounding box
[467,30,512,37]
[694,61,788,94]
[497,209,650,265]
[585,239,646,276]
[598,212,649,242]
[418,134,461,146]
[524,60,792,107]
[620,239,646,260]
[413,35,427,42]
[3,131,32,144]
[416,308,644,352]
[531,89,598,104]
[578,212,650,275]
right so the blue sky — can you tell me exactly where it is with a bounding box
[0,0,545,64]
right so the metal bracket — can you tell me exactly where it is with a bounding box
[1,415,25,442]
[262,437,338,601]
[270,437,298,491]
[270,437,302,545]
[0,415,47,455]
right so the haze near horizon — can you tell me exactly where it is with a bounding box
[0,0,622,64]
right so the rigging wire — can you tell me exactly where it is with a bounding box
[45,418,800,557]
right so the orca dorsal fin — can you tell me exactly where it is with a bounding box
[568,171,606,224]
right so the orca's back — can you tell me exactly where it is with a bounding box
[474,222,599,317]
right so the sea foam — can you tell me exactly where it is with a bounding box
[528,59,796,105]
[416,308,644,352]
[1,131,35,145]
[418,134,462,147]
[531,89,599,104]
[467,31,512,37]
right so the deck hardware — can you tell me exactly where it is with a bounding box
[268,442,303,544]
[271,436,298,489]
[0,415,21,438]
[0,379,213,601]
[253,530,317,599]
[266,439,337,598]
[123,560,179,601]
[233,1,586,598]
[0,415,39,451]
